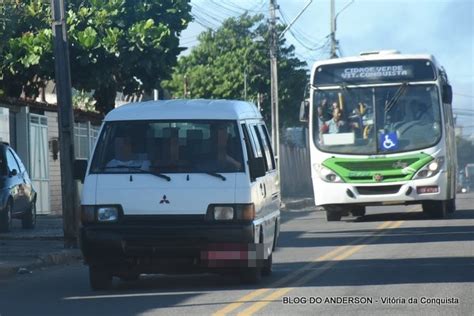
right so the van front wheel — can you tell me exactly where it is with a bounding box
[240,267,262,284]
[89,266,112,290]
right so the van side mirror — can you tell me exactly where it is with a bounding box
[299,100,309,123]
[442,84,452,104]
[249,157,266,179]
[74,159,88,183]
[9,169,18,177]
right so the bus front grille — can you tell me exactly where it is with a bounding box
[355,185,402,195]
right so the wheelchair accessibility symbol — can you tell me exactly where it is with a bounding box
[379,132,399,151]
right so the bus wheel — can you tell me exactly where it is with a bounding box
[447,199,456,213]
[422,200,447,219]
[324,205,343,222]
[351,206,366,217]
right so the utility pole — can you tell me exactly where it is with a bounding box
[51,0,77,248]
[330,0,338,58]
[269,0,280,177]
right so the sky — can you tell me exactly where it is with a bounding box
[180,0,474,136]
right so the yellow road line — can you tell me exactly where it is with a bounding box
[212,245,351,316]
[214,220,404,316]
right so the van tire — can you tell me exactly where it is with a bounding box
[89,266,112,290]
[22,201,36,229]
[262,253,273,276]
[240,267,262,284]
[422,200,447,219]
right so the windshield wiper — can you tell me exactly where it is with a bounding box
[105,165,171,181]
[203,172,226,181]
[384,82,409,114]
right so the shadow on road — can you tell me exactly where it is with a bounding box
[270,256,474,287]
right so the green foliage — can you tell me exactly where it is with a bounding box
[0,0,53,98]
[162,14,308,127]
[0,0,192,114]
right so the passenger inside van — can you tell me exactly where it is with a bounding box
[195,124,242,172]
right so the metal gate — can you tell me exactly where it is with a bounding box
[29,114,50,214]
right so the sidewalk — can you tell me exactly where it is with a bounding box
[0,216,82,279]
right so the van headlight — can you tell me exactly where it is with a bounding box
[208,204,255,221]
[213,206,234,220]
[414,156,444,179]
[81,205,120,224]
[313,163,343,183]
[97,207,119,222]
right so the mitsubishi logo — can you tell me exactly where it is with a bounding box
[373,174,384,182]
[160,195,170,204]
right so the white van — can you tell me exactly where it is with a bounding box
[78,99,280,290]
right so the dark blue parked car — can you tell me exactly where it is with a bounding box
[0,142,36,232]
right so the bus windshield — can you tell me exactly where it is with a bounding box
[312,84,442,155]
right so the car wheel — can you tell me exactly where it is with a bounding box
[422,200,447,219]
[0,201,13,232]
[89,266,112,290]
[22,200,36,229]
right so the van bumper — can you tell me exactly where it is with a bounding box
[79,222,261,270]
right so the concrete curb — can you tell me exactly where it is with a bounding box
[0,249,82,279]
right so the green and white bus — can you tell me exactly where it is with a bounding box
[300,51,456,221]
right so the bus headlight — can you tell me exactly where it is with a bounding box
[313,163,343,183]
[414,157,444,179]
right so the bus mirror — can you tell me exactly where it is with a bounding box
[442,84,452,104]
[300,100,309,123]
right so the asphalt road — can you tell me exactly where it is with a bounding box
[1,193,473,316]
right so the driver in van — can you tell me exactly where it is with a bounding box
[106,136,150,169]
[215,125,242,170]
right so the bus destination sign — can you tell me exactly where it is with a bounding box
[314,59,436,85]
[339,65,413,80]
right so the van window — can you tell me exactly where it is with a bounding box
[247,124,263,158]
[90,120,244,174]
[254,125,275,171]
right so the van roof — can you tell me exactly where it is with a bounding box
[105,99,262,121]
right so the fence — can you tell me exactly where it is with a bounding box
[279,127,313,199]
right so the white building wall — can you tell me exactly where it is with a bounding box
[0,107,9,143]
[45,111,63,215]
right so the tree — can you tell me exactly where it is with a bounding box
[0,0,192,114]
[162,14,308,127]
[0,1,53,99]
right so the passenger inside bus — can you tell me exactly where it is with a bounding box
[327,106,349,134]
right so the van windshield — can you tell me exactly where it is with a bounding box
[90,120,244,174]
